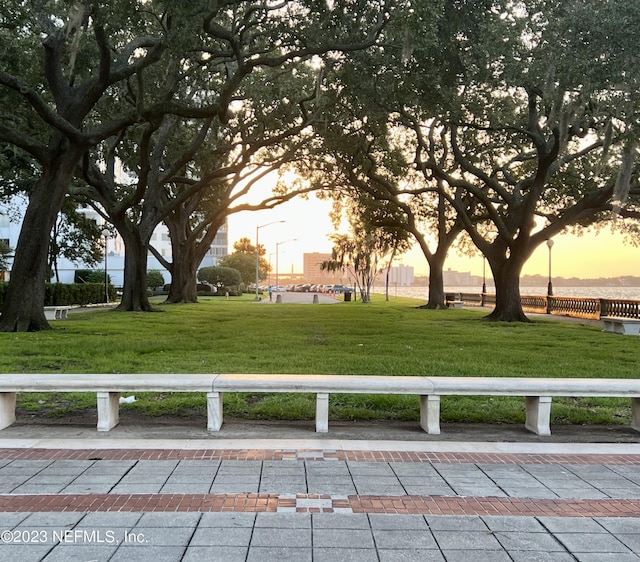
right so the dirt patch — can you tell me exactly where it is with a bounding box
[6,409,640,443]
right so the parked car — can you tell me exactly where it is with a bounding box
[332,284,351,294]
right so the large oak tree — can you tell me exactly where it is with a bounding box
[0,0,166,330]
[1,0,391,325]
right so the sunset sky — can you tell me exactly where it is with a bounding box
[228,183,640,281]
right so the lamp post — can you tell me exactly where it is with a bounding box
[275,238,297,292]
[546,239,554,297]
[255,221,284,300]
[546,239,554,314]
[101,228,110,303]
[481,256,487,306]
[482,257,487,294]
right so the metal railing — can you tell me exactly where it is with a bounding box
[450,293,640,319]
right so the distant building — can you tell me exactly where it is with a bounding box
[443,268,473,286]
[388,264,414,287]
[303,252,344,284]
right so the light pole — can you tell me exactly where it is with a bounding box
[482,257,487,294]
[102,228,110,303]
[255,221,284,300]
[481,256,487,307]
[546,238,554,314]
[546,239,554,297]
[275,238,297,291]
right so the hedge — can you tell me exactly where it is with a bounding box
[0,282,115,306]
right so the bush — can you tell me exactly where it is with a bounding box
[45,283,115,306]
[199,266,241,286]
[147,270,165,290]
[198,266,242,294]
[75,269,110,284]
[0,281,115,306]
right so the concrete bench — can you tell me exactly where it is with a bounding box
[423,376,640,436]
[208,374,436,433]
[602,316,640,335]
[44,306,71,320]
[208,374,640,436]
[0,373,218,432]
[1,374,639,437]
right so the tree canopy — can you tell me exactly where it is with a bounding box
[2,0,639,327]
[0,0,391,329]
[219,238,271,285]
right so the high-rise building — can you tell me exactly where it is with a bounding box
[388,264,414,286]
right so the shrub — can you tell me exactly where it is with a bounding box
[198,266,241,293]
[147,270,165,290]
[44,283,114,305]
[75,269,110,284]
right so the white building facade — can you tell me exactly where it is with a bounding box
[0,201,228,287]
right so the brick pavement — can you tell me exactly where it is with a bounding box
[0,442,639,561]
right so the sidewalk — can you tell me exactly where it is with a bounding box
[0,431,638,561]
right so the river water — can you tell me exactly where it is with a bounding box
[373,285,640,301]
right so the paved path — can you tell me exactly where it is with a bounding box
[258,292,342,304]
[0,436,639,561]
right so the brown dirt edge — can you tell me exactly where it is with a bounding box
[6,409,640,443]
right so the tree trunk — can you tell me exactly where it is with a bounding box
[161,205,224,304]
[0,151,79,331]
[484,258,530,322]
[114,225,154,312]
[422,250,447,309]
[165,245,199,304]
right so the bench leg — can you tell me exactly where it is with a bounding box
[419,395,440,434]
[625,324,640,336]
[0,392,17,430]
[316,393,329,433]
[207,392,223,431]
[96,392,120,431]
[525,396,552,436]
[631,398,640,432]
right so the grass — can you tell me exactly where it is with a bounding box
[1,294,639,427]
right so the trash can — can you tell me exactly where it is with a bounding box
[344,291,352,302]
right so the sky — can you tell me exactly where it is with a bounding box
[227,181,640,281]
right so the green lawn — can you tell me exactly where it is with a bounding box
[2,295,638,426]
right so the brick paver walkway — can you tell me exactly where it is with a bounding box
[1,445,639,561]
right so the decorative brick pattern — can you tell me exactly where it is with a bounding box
[0,492,638,517]
[0,447,638,465]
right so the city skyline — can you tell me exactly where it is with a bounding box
[228,190,640,281]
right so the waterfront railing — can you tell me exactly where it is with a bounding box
[450,293,640,319]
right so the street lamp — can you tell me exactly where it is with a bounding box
[546,239,554,314]
[546,239,554,297]
[275,238,297,292]
[101,228,110,303]
[481,256,487,307]
[255,221,285,300]
[482,256,487,294]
